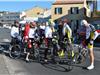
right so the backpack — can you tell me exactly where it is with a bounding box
[89,24,99,40]
[90,24,96,32]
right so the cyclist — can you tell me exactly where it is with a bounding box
[29,22,38,40]
[62,19,72,44]
[44,21,53,62]
[80,19,99,70]
[25,22,39,62]
[58,18,74,58]
[57,20,64,49]
[39,22,46,45]
[10,20,21,44]
[23,22,30,62]
[23,22,30,42]
[77,25,86,46]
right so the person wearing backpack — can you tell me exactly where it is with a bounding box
[81,20,99,70]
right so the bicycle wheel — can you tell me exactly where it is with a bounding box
[34,48,39,57]
[9,45,21,59]
[66,44,74,70]
[75,46,88,64]
[81,48,88,63]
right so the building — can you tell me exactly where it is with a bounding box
[0,11,20,26]
[51,0,85,32]
[87,0,100,22]
[38,9,51,23]
[25,6,45,18]
[24,6,51,22]
[51,0,92,32]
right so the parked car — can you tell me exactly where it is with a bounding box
[93,24,100,42]
[93,22,100,47]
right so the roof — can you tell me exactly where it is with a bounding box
[53,0,84,5]
[97,11,100,12]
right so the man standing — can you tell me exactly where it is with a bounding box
[44,21,53,62]
[81,20,99,70]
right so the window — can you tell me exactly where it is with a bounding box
[70,7,79,14]
[6,16,9,19]
[76,20,79,29]
[55,7,62,14]
[83,7,86,15]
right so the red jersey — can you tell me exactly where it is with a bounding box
[24,23,30,39]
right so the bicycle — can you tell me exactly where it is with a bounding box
[73,43,88,64]
[48,33,74,70]
[9,38,21,59]
[25,38,40,62]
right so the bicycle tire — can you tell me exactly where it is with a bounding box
[9,45,21,59]
[75,45,88,64]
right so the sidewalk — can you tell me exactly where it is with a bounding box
[0,54,10,75]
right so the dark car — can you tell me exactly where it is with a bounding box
[94,24,100,42]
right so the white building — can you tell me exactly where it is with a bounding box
[0,11,21,26]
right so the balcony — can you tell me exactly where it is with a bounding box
[85,7,91,17]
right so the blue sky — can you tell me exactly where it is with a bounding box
[97,1,100,11]
[0,0,55,12]
[0,0,99,12]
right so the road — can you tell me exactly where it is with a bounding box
[0,28,100,75]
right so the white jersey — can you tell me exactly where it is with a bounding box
[86,26,91,39]
[40,25,45,30]
[29,27,37,38]
[11,26,19,38]
[86,25,99,40]
[62,23,72,37]
[45,26,52,38]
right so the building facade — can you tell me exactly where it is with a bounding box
[52,0,84,32]
[24,6,51,22]
[51,0,92,33]
[25,6,45,18]
[86,0,100,25]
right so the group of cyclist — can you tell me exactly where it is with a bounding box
[10,19,99,70]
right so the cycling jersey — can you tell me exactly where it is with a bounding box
[39,25,45,37]
[11,26,21,43]
[62,23,72,39]
[40,25,45,30]
[62,23,72,43]
[29,27,37,38]
[11,26,19,38]
[86,24,98,40]
[23,23,30,39]
[85,24,98,48]
[45,26,53,38]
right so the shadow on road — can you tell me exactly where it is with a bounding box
[41,63,73,72]
[40,59,91,72]
[0,42,10,56]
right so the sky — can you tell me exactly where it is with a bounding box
[0,0,55,12]
[97,0,100,11]
[0,0,99,12]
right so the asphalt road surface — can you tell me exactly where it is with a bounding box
[0,28,100,75]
